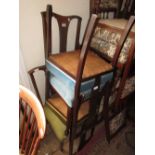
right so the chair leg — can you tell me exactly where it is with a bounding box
[69,122,75,155]
[103,82,112,143]
[105,117,111,143]
[60,140,65,152]
[69,136,74,155]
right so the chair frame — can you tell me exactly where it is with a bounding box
[28,4,134,154]
[41,5,82,59]
[90,16,135,142]
[19,85,46,155]
[31,5,101,155]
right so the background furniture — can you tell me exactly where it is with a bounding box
[90,17,135,142]
[19,85,46,155]
[90,0,135,19]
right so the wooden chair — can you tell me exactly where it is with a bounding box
[90,0,123,19]
[28,4,116,155]
[90,16,135,142]
[19,85,46,155]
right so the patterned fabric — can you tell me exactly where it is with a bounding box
[90,26,132,64]
[121,76,135,98]
[110,110,126,135]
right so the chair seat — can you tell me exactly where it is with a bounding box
[44,94,90,141]
[48,49,112,80]
[46,50,113,107]
[47,95,90,121]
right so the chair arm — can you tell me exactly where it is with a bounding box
[28,65,46,75]
[28,65,46,104]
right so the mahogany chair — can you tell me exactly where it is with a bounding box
[19,85,46,155]
[28,4,116,155]
[90,16,135,142]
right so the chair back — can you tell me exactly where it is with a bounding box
[90,16,135,70]
[41,5,82,58]
[19,85,46,155]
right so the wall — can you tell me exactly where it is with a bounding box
[19,0,89,101]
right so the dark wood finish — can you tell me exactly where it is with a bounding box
[19,85,46,155]
[41,5,82,59]
[68,14,99,155]
[28,65,46,104]
[30,5,105,155]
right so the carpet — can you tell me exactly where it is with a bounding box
[37,121,134,155]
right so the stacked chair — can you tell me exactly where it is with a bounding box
[28,4,135,155]
[90,17,135,142]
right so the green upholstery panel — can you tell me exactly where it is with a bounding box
[44,104,66,141]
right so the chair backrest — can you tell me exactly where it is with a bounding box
[90,16,135,109]
[90,16,135,70]
[19,85,46,155]
[90,0,123,19]
[41,5,82,59]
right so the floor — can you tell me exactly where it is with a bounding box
[37,120,135,155]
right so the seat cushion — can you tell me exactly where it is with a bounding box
[46,50,113,107]
[44,95,90,141]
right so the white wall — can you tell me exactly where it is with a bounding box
[19,0,89,101]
